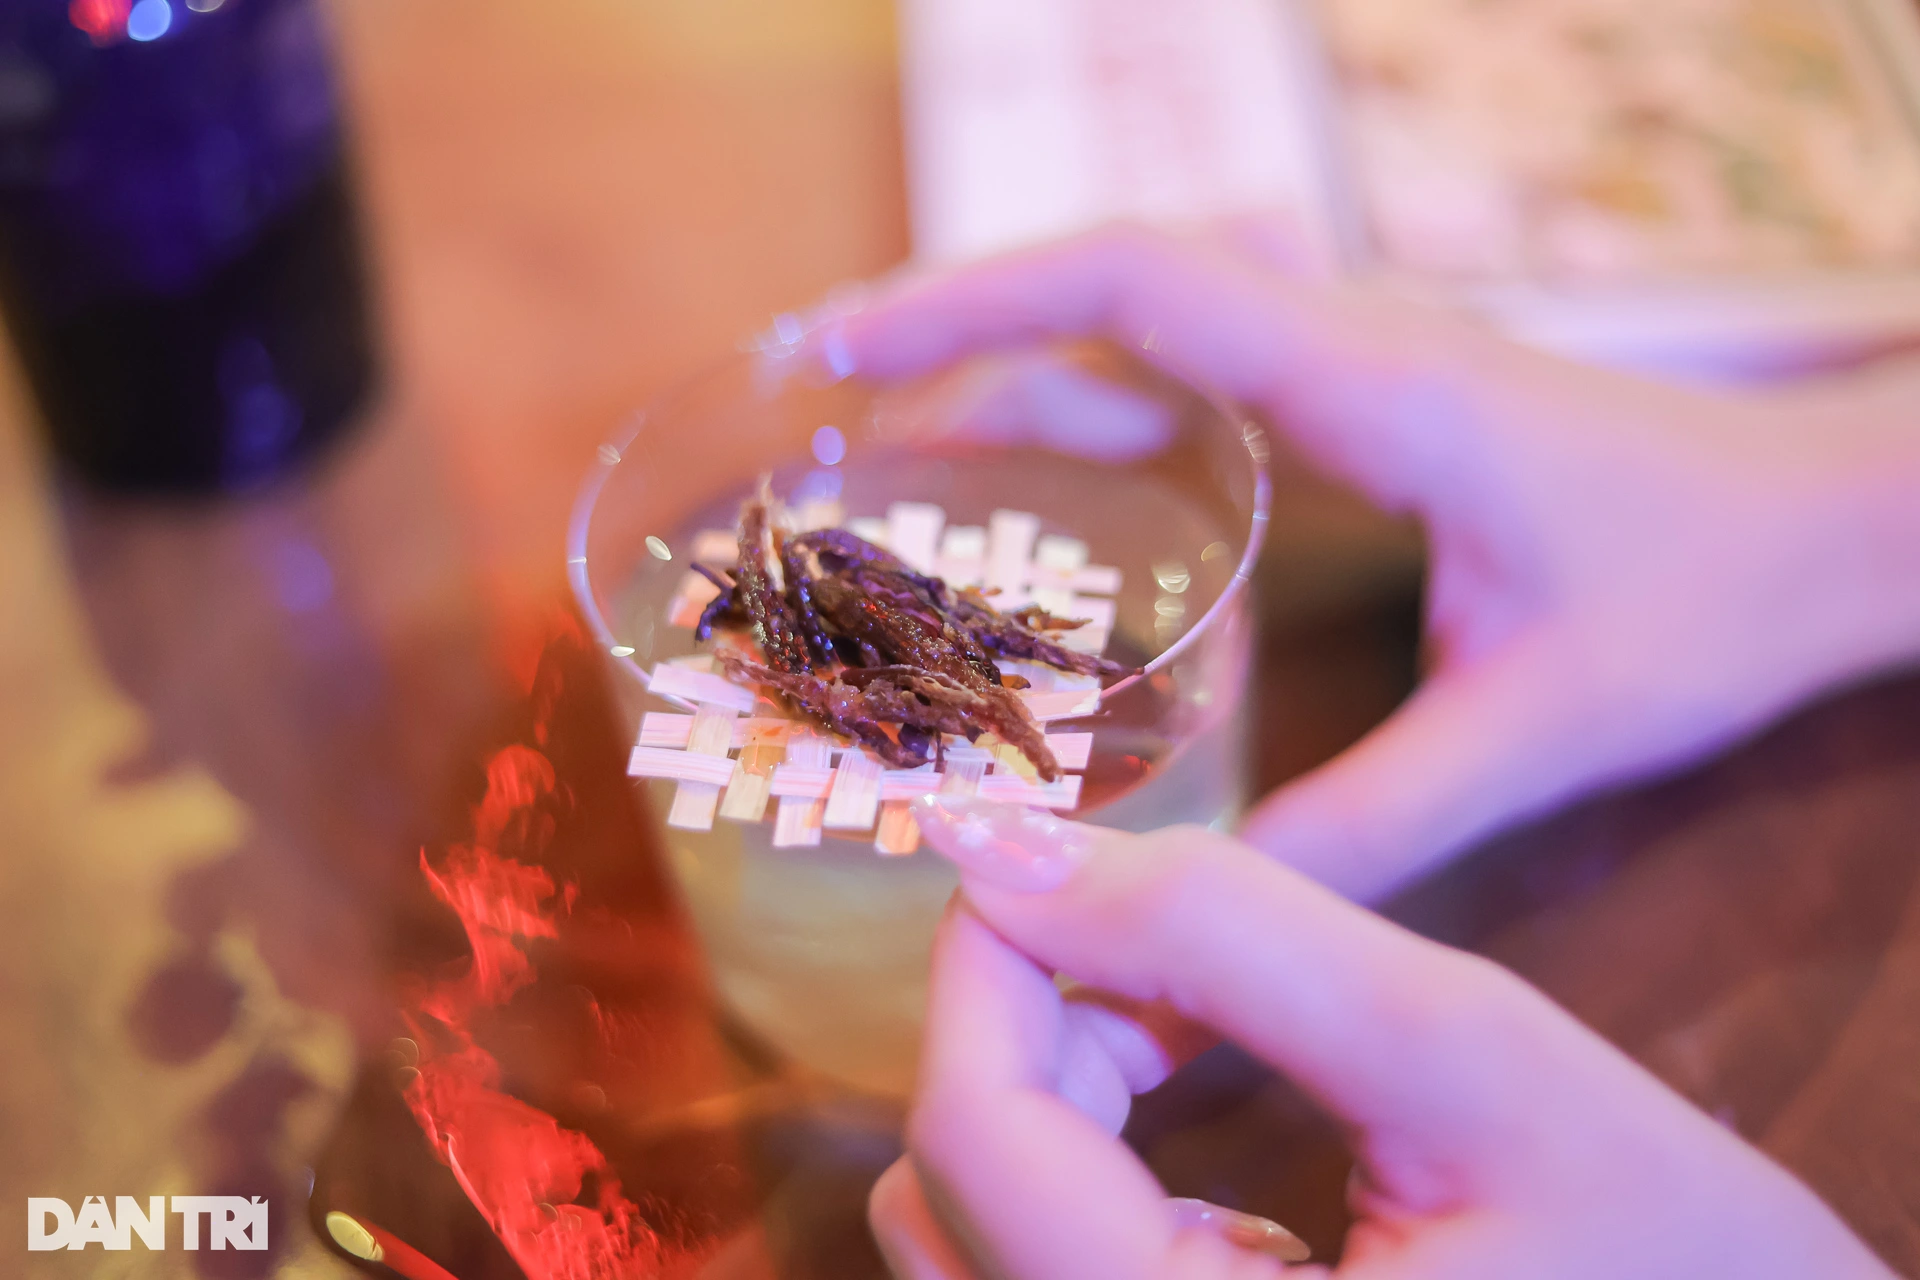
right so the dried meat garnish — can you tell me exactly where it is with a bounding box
[795,526,1129,679]
[734,481,811,673]
[780,537,837,667]
[948,591,1126,679]
[689,563,744,642]
[715,652,933,769]
[697,485,1136,780]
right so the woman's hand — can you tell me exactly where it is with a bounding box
[835,229,1920,900]
[868,796,1893,1280]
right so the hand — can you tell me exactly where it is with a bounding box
[869,796,1894,1280]
[836,228,1920,900]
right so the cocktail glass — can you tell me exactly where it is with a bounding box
[569,327,1269,1096]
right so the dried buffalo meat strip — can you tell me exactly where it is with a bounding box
[792,529,949,605]
[789,577,1063,781]
[735,485,811,673]
[947,591,1130,679]
[689,563,744,642]
[809,576,993,691]
[700,486,1130,779]
[717,652,928,768]
[791,527,1124,676]
[780,537,837,667]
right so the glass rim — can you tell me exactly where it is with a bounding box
[567,342,1273,710]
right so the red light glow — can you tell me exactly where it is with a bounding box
[402,741,694,1278]
[69,0,130,44]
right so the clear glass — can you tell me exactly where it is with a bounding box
[569,331,1270,1096]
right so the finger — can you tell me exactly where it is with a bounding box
[1058,989,1221,1128]
[915,907,1334,1279]
[876,1117,1307,1280]
[909,902,1183,1280]
[1241,639,1577,903]
[900,349,1185,463]
[835,225,1541,510]
[910,797,1541,1146]
[869,1159,981,1280]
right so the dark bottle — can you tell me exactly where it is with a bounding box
[0,0,377,495]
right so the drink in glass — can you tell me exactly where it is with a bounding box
[571,334,1268,1095]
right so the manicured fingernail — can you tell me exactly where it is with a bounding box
[909,795,1094,892]
[1166,1198,1310,1263]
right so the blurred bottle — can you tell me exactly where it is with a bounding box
[0,0,377,495]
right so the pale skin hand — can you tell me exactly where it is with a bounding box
[833,228,1920,902]
[868,797,1896,1280]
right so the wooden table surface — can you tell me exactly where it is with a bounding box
[3,2,1918,1277]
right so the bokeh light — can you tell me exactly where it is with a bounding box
[810,425,846,466]
[126,0,172,41]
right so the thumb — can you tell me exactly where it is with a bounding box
[1244,640,1579,903]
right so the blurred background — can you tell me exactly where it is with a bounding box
[4,0,1920,1277]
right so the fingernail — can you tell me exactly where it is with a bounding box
[1166,1198,1311,1264]
[909,795,1094,892]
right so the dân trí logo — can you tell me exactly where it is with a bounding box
[27,1197,268,1251]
